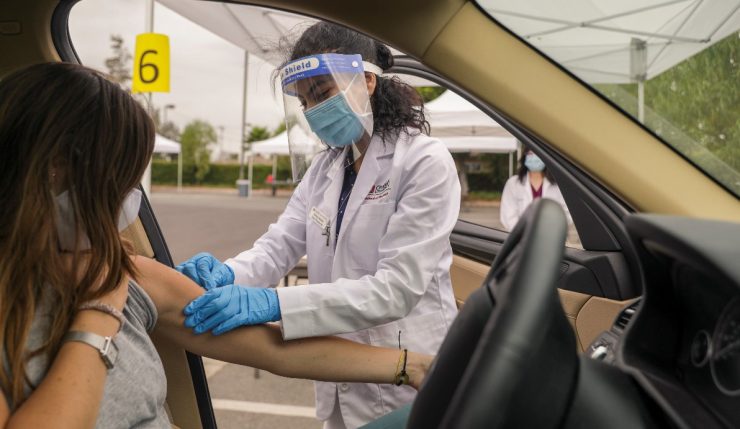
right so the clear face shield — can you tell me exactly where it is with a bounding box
[280,53,381,182]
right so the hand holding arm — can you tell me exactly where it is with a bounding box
[183,284,281,335]
[176,252,234,290]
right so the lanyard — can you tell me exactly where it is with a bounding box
[335,154,357,239]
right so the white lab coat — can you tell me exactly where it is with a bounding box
[225,130,460,428]
[499,174,572,231]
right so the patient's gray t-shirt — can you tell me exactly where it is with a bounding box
[15,280,170,428]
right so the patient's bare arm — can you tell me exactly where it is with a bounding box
[133,256,430,388]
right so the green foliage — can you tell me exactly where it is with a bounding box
[242,126,272,155]
[416,87,446,103]
[151,161,291,188]
[180,120,217,184]
[595,32,740,193]
[645,33,739,188]
[247,126,271,143]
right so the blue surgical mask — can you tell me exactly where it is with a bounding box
[304,92,367,148]
[524,153,546,172]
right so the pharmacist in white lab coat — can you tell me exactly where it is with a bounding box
[500,149,572,231]
[176,22,459,429]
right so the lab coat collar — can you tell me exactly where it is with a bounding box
[324,132,397,180]
[523,173,552,200]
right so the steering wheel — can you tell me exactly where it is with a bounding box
[407,198,577,429]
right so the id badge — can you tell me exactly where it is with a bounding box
[309,207,329,230]
[310,207,332,246]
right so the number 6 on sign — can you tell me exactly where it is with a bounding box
[133,33,170,93]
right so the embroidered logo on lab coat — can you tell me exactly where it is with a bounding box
[366,179,391,201]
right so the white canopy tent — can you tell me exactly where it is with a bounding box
[251,131,291,156]
[247,126,321,183]
[483,0,740,121]
[426,90,513,138]
[443,136,518,153]
[157,0,435,84]
[426,90,518,176]
[154,134,180,154]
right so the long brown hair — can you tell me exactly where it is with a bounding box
[0,63,154,405]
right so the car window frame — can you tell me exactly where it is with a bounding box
[391,56,644,299]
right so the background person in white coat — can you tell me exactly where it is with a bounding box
[177,23,460,429]
[500,149,572,231]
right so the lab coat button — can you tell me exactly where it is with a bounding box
[339,383,350,392]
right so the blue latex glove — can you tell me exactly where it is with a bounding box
[176,252,234,290]
[183,285,281,335]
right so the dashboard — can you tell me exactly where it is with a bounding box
[674,263,740,423]
[617,215,740,429]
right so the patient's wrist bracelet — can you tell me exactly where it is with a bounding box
[393,349,409,386]
[78,301,125,332]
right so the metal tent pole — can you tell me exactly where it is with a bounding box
[239,51,249,180]
[508,152,513,177]
[637,80,645,123]
[248,152,253,198]
[630,38,647,123]
[177,152,183,192]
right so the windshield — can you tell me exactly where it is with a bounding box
[476,0,740,197]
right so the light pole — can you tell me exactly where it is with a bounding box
[140,0,155,196]
[238,51,251,197]
[163,103,175,124]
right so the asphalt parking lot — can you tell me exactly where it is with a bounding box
[149,189,501,428]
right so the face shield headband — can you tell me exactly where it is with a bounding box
[280,53,382,182]
[280,53,382,97]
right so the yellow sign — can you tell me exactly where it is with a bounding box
[133,33,170,93]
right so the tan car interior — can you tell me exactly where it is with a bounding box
[449,255,635,352]
[121,221,201,428]
[4,0,739,428]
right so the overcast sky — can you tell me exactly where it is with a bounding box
[69,0,291,155]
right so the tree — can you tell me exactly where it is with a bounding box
[595,33,739,189]
[158,121,181,142]
[416,86,446,103]
[181,120,217,184]
[247,126,271,143]
[151,108,181,141]
[104,35,132,88]
[242,125,271,157]
[644,33,739,175]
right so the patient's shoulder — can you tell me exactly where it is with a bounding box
[129,255,203,320]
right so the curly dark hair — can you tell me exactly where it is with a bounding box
[285,22,429,142]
